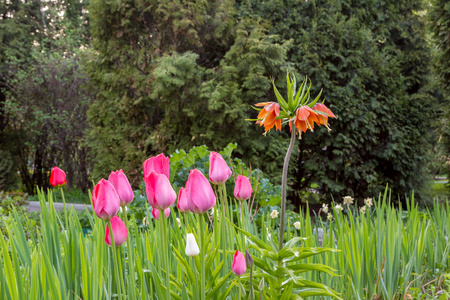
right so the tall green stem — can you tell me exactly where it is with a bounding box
[220,184,228,281]
[278,128,297,251]
[199,215,206,300]
[108,219,123,299]
[122,208,134,295]
[60,187,67,230]
[160,209,170,300]
[240,201,244,228]
[238,277,242,300]
[249,268,254,300]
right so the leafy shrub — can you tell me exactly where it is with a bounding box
[0,191,28,214]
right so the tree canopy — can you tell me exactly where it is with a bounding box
[0,0,447,203]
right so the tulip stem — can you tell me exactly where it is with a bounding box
[192,257,198,299]
[108,219,123,299]
[249,268,254,300]
[278,127,297,251]
[116,244,126,298]
[220,184,228,283]
[240,201,244,229]
[123,209,134,295]
[238,277,242,300]
[199,215,206,300]
[160,209,171,300]
[60,187,67,230]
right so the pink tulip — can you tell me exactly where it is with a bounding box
[49,166,67,187]
[108,170,134,207]
[145,171,176,210]
[186,169,216,214]
[234,175,253,201]
[177,187,189,213]
[209,151,232,185]
[152,207,171,220]
[92,179,120,221]
[105,215,128,247]
[143,153,170,179]
[232,250,247,276]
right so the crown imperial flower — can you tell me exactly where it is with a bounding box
[255,102,281,132]
[253,73,336,137]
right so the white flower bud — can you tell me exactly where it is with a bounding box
[185,233,200,257]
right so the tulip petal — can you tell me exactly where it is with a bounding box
[105,215,128,247]
[186,169,216,214]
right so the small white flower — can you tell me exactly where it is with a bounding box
[185,233,200,257]
[270,210,279,219]
[327,213,333,221]
[120,206,128,212]
[142,217,148,226]
[364,198,373,207]
[293,221,301,230]
[335,204,344,211]
[360,206,366,214]
[343,196,354,205]
[210,208,214,215]
[176,218,181,228]
[322,203,329,213]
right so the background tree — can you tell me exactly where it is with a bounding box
[429,0,450,182]
[0,0,92,193]
[239,0,436,204]
[86,0,290,185]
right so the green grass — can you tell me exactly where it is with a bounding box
[27,187,91,204]
[0,187,449,299]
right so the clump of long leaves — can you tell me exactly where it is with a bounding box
[1,187,448,299]
[0,185,340,299]
[297,190,450,299]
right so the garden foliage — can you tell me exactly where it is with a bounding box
[0,0,447,203]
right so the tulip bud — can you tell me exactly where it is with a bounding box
[258,277,265,291]
[185,233,200,257]
[232,250,247,276]
[143,153,170,179]
[186,169,216,214]
[152,207,171,220]
[92,179,120,221]
[145,171,177,210]
[108,170,134,207]
[245,250,254,269]
[105,215,128,247]
[177,187,189,213]
[49,166,66,187]
[209,151,232,185]
[234,175,253,201]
